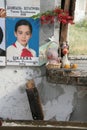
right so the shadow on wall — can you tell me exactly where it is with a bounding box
[70,86,87,122]
[0,84,33,120]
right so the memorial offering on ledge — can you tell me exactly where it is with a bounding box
[46,42,61,69]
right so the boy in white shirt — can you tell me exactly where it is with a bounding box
[7,19,36,59]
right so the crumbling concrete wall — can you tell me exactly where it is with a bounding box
[0,65,77,121]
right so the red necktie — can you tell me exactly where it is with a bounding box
[21,48,33,57]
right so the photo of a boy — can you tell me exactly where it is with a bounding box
[7,19,36,58]
[6,17,40,65]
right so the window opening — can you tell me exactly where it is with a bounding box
[69,0,87,57]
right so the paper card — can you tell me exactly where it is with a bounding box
[0,18,6,66]
[6,0,40,17]
[6,17,40,66]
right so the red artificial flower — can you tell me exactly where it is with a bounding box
[61,19,67,24]
[50,16,54,24]
[45,15,52,21]
[41,15,46,21]
[68,20,75,24]
[39,7,74,25]
[53,8,63,14]
[67,16,73,20]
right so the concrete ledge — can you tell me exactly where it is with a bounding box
[46,68,87,85]
[1,120,87,130]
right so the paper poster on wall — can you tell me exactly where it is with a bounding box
[0,18,6,66]
[6,0,40,17]
[6,17,40,66]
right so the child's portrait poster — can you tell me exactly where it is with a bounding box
[0,18,6,66]
[6,17,40,66]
